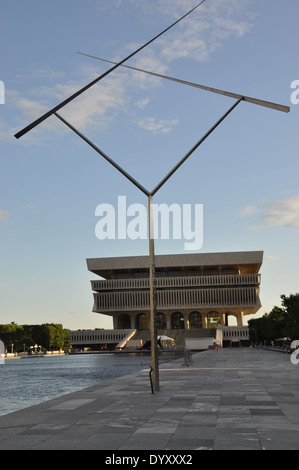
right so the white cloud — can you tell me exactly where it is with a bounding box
[15,97,48,118]
[0,210,9,221]
[265,254,279,261]
[213,17,252,38]
[6,0,254,143]
[5,67,130,142]
[241,195,299,230]
[132,0,254,64]
[161,35,209,62]
[259,195,299,229]
[239,205,258,216]
[135,98,150,109]
[7,62,176,142]
[137,117,179,134]
[60,75,128,131]
[129,54,169,88]
[106,0,254,66]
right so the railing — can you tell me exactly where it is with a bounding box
[93,286,261,312]
[254,344,292,354]
[69,329,135,345]
[91,274,261,292]
[218,326,249,339]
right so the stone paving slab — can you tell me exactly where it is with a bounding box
[0,348,299,450]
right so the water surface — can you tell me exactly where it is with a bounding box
[0,353,159,416]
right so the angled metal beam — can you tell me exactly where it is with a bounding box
[55,98,243,197]
[54,112,150,197]
[77,53,290,114]
[14,0,207,139]
[151,97,243,195]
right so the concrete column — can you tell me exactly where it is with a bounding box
[129,313,136,329]
[202,313,207,328]
[166,313,171,330]
[237,311,244,326]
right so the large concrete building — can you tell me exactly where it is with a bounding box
[86,251,263,330]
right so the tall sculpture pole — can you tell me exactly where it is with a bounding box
[148,195,159,392]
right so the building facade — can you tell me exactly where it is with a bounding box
[86,251,263,330]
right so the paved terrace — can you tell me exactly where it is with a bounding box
[0,348,299,450]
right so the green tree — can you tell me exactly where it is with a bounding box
[0,323,71,352]
[45,324,65,350]
[248,293,299,344]
[265,306,287,340]
[281,293,299,340]
[35,324,71,350]
[248,316,268,343]
[0,324,26,352]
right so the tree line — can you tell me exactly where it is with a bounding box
[0,323,71,352]
[248,293,299,344]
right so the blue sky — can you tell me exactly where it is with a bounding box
[1,0,298,330]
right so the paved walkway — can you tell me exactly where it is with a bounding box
[0,348,299,450]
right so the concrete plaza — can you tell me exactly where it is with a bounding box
[0,348,299,450]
